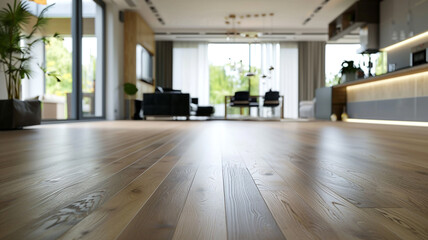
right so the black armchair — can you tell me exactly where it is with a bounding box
[263,90,280,107]
[230,91,250,106]
[263,90,281,117]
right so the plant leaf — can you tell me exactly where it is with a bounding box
[124,83,138,95]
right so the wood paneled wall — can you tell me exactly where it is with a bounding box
[346,70,428,103]
[124,11,155,100]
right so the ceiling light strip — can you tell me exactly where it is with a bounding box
[303,0,330,25]
[145,0,164,25]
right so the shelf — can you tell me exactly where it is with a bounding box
[329,22,364,41]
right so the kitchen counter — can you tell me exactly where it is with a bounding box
[317,63,428,121]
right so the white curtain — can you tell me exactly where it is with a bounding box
[258,43,281,96]
[280,43,299,118]
[256,42,298,119]
[173,42,209,105]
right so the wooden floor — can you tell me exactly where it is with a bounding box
[0,120,428,240]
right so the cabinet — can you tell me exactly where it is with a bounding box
[380,0,428,49]
[328,0,379,41]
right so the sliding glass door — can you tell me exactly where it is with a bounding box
[81,0,105,118]
[25,0,75,120]
[23,0,105,120]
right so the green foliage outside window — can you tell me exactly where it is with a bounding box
[375,52,387,75]
[45,37,97,96]
[209,60,260,105]
[45,37,72,96]
[326,74,341,87]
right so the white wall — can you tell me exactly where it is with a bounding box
[0,0,15,100]
[105,1,124,120]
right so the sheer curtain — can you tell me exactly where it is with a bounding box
[258,43,280,95]
[256,42,298,119]
[280,43,299,118]
[173,42,209,105]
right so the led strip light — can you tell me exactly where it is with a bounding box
[382,30,428,52]
[344,118,428,127]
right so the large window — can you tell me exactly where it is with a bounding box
[208,44,259,117]
[22,0,105,120]
[207,43,298,118]
[325,44,387,86]
[172,42,298,119]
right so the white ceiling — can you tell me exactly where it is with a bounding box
[112,0,360,42]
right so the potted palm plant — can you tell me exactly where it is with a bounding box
[123,82,142,120]
[0,0,59,129]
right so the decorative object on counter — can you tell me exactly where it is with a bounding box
[0,0,60,130]
[339,60,362,84]
[341,106,348,121]
[357,66,365,79]
[361,53,375,77]
[330,113,337,122]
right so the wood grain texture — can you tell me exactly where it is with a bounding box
[116,165,198,240]
[172,128,227,240]
[59,139,196,240]
[237,150,341,239]
[0,120,428,239]
[222,155,285,240]
[362,208,428,240]
[2,130,187,240]
[0,130,181,239]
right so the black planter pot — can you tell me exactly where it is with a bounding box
[0,99,41,130]
[134,100,142,120]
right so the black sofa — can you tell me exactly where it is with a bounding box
[143,92,191,118]
[142,87,214,119]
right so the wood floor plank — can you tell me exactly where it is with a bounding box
[0,129,187,239]
[222,154,285,240]
[288,155,400,208]
[57,129,199,240]
[362,208,428,240]
[290,149,428,213]
[264,154,402,240]
[115,126,202,240]
[264,127,428,212]
[115,165,198,240]
[0,129,169,205]
[1,121,428,239]
[172,128,227,240]
[237,150,342,240]
[58,154,184,240]
[225,124,401,240]
[0,128,172,187]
